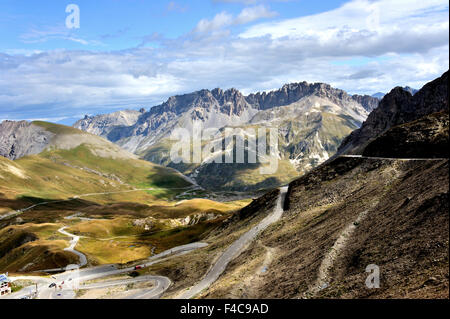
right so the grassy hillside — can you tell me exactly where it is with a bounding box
[0,223,78,272]
[0,121,192,213]
[32,121,84,135]
[0,122,252,271]
[39,144,191,189]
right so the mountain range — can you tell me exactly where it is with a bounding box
[74,82,380,191]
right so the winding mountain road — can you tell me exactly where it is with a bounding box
[5,242,208,299]
[179,186,289,299]
[59,227,87,268]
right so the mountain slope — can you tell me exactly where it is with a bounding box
[140,95,363,191]
[362,110,449,158]
[197,157,448,299]
[0,121,54,160]
[0,121,192,210]
[0,120,135,161]
[158,72,448,299]
[110,88,260,153]
[337,71,448,155]
[0,122,251,272]
[73,109,143,140]
[119,83,372,155]
[74,82,378,191]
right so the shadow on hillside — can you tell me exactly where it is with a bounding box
[147,165,192,189]
[194,161,283,192]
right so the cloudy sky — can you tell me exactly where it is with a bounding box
[0,0,448,124]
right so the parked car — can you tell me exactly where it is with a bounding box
[48,283,56,288]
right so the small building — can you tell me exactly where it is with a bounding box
[0,274,11,296]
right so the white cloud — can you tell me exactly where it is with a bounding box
[20,25,100,46]
[235,5,278,24]
[0,0,448,121]
[195,12,234,33]
[194,5,277,33]
[241,0,448,39]
[167,1,188,13]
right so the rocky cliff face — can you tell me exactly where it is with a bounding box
[0,121,54,160]
[110,88,259,153]
[72,81,378,190]
[132,88,253,133]
[245,82,378,113]
[362,110,449,158]
[337,71,448,155]
[73,109,143,139]
[351,94,379,112]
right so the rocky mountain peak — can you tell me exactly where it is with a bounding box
[74,109,141,139]
[0,121,53,160]
[403,86,419,95]
[73,80,379,164]
[212,88,249,116]
[351,94,379,112]
[0,120,29,131]
[245,81,378,113]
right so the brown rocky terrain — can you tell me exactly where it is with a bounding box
[362,110,449,158]
[338,71,448,155]
[198,156,448,299]
[167,71,449,299]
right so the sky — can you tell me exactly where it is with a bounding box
[0,0,448,125]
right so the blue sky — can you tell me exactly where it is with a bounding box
[0,0,448,124]
[0,0,349,52]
